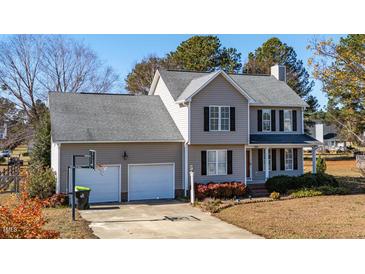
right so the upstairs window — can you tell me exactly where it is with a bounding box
[209,106,230,131]
[284,110,292,132]
[262,109,271,132]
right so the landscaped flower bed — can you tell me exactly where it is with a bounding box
[195,181,246,200]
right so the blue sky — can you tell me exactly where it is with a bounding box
[1,34,344,108]
[69,34,343,109]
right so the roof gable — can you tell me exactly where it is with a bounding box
[176,70,255,103]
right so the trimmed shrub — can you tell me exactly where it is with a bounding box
[270,191,281,200]
[315,185,350,195]
[195,182,246,200]
[265,176,294,193]
[316,156,327,173]
[0,157,5,163]
[290,188,323,198]
[26,164,56,199]
[315,173,339,187]
[265,173,338,194]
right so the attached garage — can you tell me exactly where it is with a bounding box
[128,163,175,201]
[71,165,121,203]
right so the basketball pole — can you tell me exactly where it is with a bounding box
[71,150,96,221]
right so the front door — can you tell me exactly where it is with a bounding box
[246,149,252,181]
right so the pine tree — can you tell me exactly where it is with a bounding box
[31,110,51,167]
[244,37,318,113]
[125,36,242,95]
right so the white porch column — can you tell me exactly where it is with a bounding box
[265,147,269,179]
[243,146,247,185]
[312,146,317,174]
[184,143,189,196]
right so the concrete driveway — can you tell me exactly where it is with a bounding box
[79,201,262,239]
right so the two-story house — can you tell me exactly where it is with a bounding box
[49,65,320,203]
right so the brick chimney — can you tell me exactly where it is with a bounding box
[271,64,286,82]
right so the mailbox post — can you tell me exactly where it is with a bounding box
[189,165,194,204]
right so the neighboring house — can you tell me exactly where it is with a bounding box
[49,65,321,203]
[0,123,7,140]
[305,121,348,151]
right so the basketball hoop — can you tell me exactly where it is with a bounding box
[95,164,107,175]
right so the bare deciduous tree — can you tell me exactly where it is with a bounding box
[0,35,119,122]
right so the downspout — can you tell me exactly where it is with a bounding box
[52,139,61,194]
[302,107,305,134]
[184,100,191,196]
[245,101,250,185]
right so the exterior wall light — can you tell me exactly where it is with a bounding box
[123,151,128,160]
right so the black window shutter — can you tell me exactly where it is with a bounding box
[258,149,263,171]
[293,148,298,170]
[257,109,262,132]
[279,110,284,131]
[271,110,276,131]
[230,107,235,131]
[201,151,207,175]
[204,107,209,131]
[227,150,233,174]
[292,110,297,131]
[272,149,277,171]
[280,149,285,170]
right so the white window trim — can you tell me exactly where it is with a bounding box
[209,106,230,132]
[262,109,271,132]
[285,148,293,171]
[207,149,228,176]
[263,148,272,171]
[284,109,293,132]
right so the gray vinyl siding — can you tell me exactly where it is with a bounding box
[250,106,303,134]
[59,143,182,194]
[190,75,249,144]
[250,148,304,181]
[188,144,245,183]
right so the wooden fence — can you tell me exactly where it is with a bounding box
[0,163,21,192]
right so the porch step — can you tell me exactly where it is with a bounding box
[247,184,269,198]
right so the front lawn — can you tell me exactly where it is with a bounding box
[0,193,97,239]
[216,195,365,239]
[304,159,362,177]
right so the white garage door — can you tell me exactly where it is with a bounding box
[128,163,175,201]
[72,165,120,203]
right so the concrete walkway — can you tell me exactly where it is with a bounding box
[80,201,262,239]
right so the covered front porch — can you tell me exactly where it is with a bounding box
[245,134,322,184]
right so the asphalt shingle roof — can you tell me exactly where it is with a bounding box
[158,70,308,107]
[250,134,322,145]
[49,93,184,142]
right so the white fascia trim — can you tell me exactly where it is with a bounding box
[188,102,191,144]
[148,70,161,95]
[56,143,61,194]
[176,70,256,104]
[54,140,185,144]
[301,107,305,134]
[247,102,250,144]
